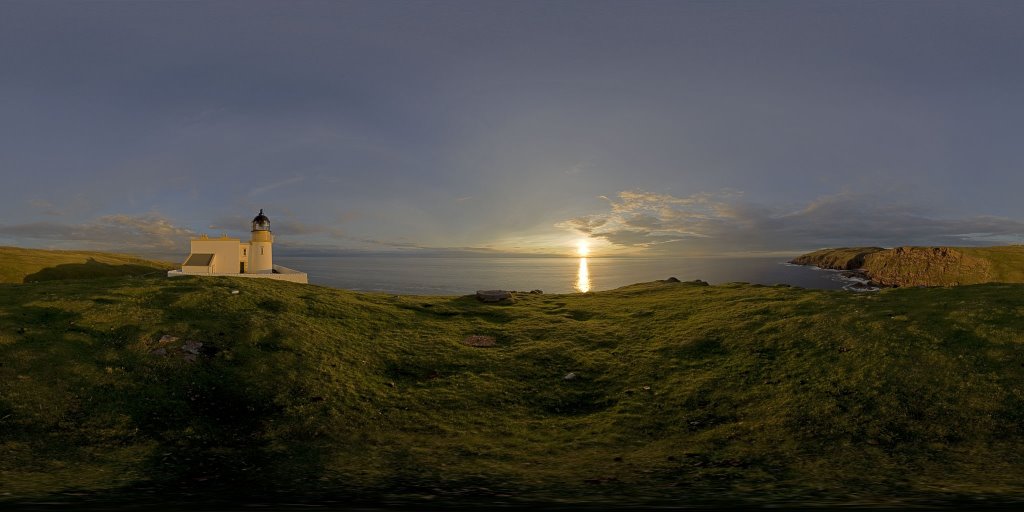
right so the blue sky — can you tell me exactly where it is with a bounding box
[2,0,1023,258]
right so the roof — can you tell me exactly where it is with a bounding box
[252,208,271,230]
[183,253,214,266]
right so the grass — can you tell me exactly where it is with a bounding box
[792,245,1024,287]
[0,246,175,284]
[2,265,1024,508]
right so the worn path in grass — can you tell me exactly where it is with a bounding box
[2,273,1024,509]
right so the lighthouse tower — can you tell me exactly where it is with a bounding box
[249,209,273,273]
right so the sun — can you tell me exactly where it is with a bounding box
[576,239,590,257]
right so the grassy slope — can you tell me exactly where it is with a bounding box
[957,246,1024,283]
[792,245,1024,287]
[0,246,175,284]
[2,275,1024,508]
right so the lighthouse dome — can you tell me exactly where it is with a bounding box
[251,209,271,231]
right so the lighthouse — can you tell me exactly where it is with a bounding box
[249,209,273,273]
[170,208,306,283]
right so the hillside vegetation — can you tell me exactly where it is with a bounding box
[792,245,1024,287]
[3,270,1024,508]
[0,246,174,284]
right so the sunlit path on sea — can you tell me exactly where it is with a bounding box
[575,257,591,293]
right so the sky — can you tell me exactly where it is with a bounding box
[2,0,1024,258]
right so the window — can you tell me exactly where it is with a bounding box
[261,247,264,255]
[243,249,246,256]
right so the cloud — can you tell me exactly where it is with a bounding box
[249,175,305,197]
[27,199,64,217]
[0,213,196,252]
[558,190,1024,253]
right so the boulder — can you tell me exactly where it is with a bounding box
[475,290,513,303]
[181,340,203,354]
[154,334,178,345]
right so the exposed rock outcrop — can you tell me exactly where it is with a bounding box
[791,245,1024,288]
[862,247,990,287]
[476,290,514,303]
[789,247,885,270]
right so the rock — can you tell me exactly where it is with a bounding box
[181,340,203,354]
[689,279,710,286]
[642,385,651,391]
[230,290,240,295]
[155,334,178,345]
[461,335,497,347]
[150,348,167,356]
[664,277,681,283]
[529,289,544,294]
[563,372,578,381]
[475,290,513,303]
[182,353,198,363]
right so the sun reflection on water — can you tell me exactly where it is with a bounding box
[575,257,591,293]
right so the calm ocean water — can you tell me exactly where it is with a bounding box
[274,255,859,295]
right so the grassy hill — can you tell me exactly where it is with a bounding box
[3,269,1024,508]
[0,246,175,284]
[792,245,1024,287]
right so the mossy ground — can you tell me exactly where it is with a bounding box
[2,272,1024,509]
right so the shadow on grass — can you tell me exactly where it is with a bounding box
[23,258,167,283]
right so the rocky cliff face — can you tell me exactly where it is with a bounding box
[790,247,885,270]
[862,247,992,287]
[791,246,1017,287]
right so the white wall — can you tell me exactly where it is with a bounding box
[249,240,273,273]
[189,239,243,274]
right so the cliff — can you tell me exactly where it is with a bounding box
[789,247,885,270]
[792,245,1024,287]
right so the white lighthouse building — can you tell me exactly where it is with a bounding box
[248,209,274,273]
[168,209,308,284]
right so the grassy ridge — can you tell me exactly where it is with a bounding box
[0,246,175,284]
[3,273,1024,508]
[792,245,1024,287]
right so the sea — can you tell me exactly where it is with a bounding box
[273,255,872,295]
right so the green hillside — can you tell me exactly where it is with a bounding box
[0,246,175,284]
[3,272,1024,508]
[792,245,1024,287]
